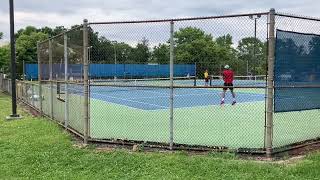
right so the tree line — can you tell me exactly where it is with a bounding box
[0,25,268,78]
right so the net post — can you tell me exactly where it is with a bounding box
[49,39,54,119]
[23,60,25,81]
[64,32,69,129]
[266,8,276,158]
[37,42,43,116]
[169,20,174,150]
[194,62,197,86]
[83,19,89,145]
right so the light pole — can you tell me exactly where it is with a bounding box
[249,14,261,76]
[7,0,21,119]
[111,41,117,80]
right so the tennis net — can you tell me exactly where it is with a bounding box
[209,75,267,86]
[90,76,197,87]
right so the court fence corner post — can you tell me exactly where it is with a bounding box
[266,8,276,158]
[83,19,89,145]
[64,32,69,129]
[49,39,54,119]
[37,42,43,116]
[169,20,174,150]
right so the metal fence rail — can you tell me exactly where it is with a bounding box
[87,10,271,153]
[1,9,320,157]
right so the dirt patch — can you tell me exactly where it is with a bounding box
[18,101,41,117]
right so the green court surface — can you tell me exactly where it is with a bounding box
[30,84,320,149]
[90,98,320,149]
[90,99,266,149]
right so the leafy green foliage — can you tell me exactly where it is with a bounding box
[0,45,10,72]
[237,37,267,75]
[0,32,3,40]
[174,27,217,64]
[1,24,269,77]
[130,37,150,63]
[151,43,169,64]
[15,27,48,76]
[216,34,233,48]
[172,28,241,77]
[91,37,150,64]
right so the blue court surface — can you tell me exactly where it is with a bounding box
[89,87,265,110]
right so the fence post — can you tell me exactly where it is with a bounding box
[266,8,276,158]
[83,19,89,144]
[0,74,2,90]
[23,60,25,81]
[49,39,54,119]
[64,33,69,129]
[31,83,35,106]
[37,42,43,116]
[169,21,174,150]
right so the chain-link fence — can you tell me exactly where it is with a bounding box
[1,9,320,156]
[88,12,271,152]
[35,26,86,137]
[0,74,12,94]
[272,13,320,151]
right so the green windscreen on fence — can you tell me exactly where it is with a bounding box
[275,30,320,112]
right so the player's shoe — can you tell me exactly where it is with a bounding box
[220,100,225,105]
[232,101,236,105]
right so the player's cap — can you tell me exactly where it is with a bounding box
[224,65,230,69]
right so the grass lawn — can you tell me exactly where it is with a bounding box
[1,92,320,179]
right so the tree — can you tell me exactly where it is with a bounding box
[115,42,133,64]
[237,37,266,75]
[174,27,216,64]
[15,27,48,75]
[52,26,67,36]
[151,43,169,64]
[214,34,240,74]
[0,45,10,73]
[216,34,233,48]
[16,26,37,39]
[130,37,150,63]
[39,27,54,36]
[0,32,3,40]
[173,27,238,77]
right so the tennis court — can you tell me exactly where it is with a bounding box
[16,76,320,149]
[89,79,265,110]
[86,78,267,148]
[14,10,319,155]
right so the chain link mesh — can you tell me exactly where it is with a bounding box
[36,26,85,134]
[1,11,319,153]
[88,14,269,149]
[273,13,320,148]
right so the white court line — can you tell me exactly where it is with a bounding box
[69,87,264,110]
[276,96,310,100]
[68,87,167,108]
[91,86,170,96]
[89,91,168,109]
[128,91,265,100]
[147,98,266,111]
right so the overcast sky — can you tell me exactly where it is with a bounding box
[0,0,320,44]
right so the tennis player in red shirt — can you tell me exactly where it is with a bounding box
[221,65,236,105]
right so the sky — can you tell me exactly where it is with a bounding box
[0,0,320,45]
